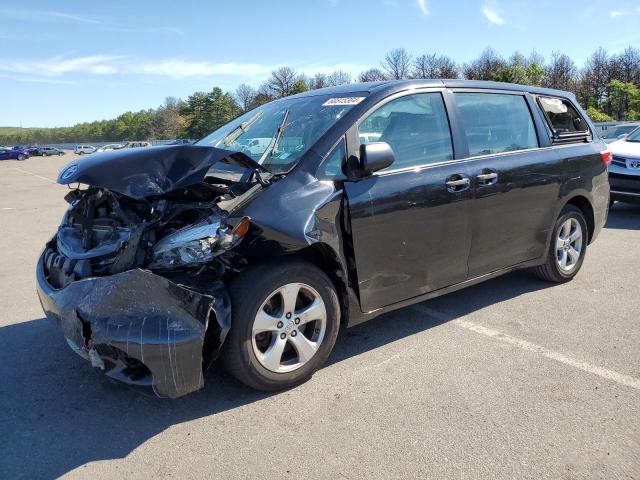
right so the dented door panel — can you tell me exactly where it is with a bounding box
[345,163,473,313]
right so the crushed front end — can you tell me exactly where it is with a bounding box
[36,146,263,397]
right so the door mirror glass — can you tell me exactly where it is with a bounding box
[360,142,395,175]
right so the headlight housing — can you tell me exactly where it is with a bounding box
[149,216,250,269]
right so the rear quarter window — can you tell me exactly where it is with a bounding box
[537,96,590,142]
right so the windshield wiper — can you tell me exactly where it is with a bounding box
[221,111,263,148]
[258,109,289,165]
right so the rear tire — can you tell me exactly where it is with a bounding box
[223,259,340,391]
[531,205,588,283]
[17,154,25,161]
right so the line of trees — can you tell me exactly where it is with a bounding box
[3,46,640,145]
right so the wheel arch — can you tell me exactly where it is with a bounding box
[281,243,351,326]
[564,194,595,243]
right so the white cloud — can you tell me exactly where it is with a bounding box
[0,72,77,85]
[416,0,429,15]
[609,10,623,17]
[0,55,124,77]
[0,7,183,34]
[482,5,505,25]
[0,55,369,82]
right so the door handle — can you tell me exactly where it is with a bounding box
[476,172,498,185]
[445,177,470,192]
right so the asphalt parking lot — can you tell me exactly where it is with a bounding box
[1,153,639,479]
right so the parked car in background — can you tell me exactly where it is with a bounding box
[95,142,151,153]
[243,137,273,155]
[38,147,65,156]
[38,80,609,398]
[75,145,96,155]
[95,144,124,153]
[168,139,192,145]
[26,146,41,156]
[0,147,28,160]
[609,126,640,205]
[120,141,152,149]
[599,123,640,143]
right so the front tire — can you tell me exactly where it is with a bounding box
[531,205,588,283]
[223,259,340,391]
[17,154,25,161]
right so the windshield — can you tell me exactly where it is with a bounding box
[602,125,639,139]
[626,126,640,142]
[196,93,365,174]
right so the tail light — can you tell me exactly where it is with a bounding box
[600,150,612,165]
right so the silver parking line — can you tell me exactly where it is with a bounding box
[11,166,57,184]
[410,304,640,391]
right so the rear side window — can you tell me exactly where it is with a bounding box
[455,93,538,157]
[537,96,589,141]
[358,92,453,171]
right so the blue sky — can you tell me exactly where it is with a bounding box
[1,0,639,127]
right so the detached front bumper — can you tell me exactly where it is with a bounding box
[36,253,230,398]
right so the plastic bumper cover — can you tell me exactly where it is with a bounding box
[36,253,230,398]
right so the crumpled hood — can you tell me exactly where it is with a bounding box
[57,145,269,199]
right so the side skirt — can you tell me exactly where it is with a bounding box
[345,257,545,327]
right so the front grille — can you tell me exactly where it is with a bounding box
[612,155,627,168]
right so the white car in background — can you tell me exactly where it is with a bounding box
[95,141,151,153]
[74,145,96,155]
[95,144,124,153]
[609,126,640,205]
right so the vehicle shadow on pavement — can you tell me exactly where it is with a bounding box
[329,270,553,366]
[0,271,552,478]
[606,203,640,230]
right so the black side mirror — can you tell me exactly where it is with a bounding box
[359,142,395,175]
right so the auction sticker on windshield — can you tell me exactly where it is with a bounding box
[322,97,366,106]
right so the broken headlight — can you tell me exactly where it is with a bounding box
[149,217,249,269]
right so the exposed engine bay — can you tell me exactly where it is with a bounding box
[43,179,256,291]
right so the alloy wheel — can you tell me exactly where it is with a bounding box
[556,218,583,272]
[251,282,327,373]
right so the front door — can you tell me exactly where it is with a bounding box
[344,91,473,313]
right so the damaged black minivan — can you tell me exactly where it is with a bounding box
[37,80,610,397]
